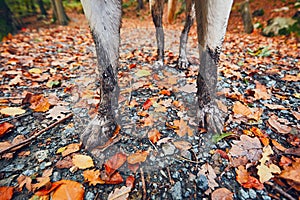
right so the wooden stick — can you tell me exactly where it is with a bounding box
[0,113,73,155]
[265,182,296,200]
[140,167,147,200]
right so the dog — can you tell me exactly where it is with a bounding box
[80,0,233,157]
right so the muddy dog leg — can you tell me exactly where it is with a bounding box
[151,0,165,67]
[195,0,232,134]
[178,0,195,69]
[80,0,121,158]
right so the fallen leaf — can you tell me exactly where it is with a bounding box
[236,166,264,190]
[229,135,263,162]
[0,122,14,137]
[126,175,135,188]
[136,69,151,77]
[104,152,127,176]
[249,127,269,146]
[29,94,51,112]
[32,177,51,191]
[0,186,14,200]
[148,129,161,144]
[257,146,281,183]
[29,68,42,74]
[17,174,32,191]
[198,163,219,193]
[173,140,192,150]
[253,81,271,100]
[0,107,26,116]
[173,119,193,137]
[264,103,288,110]
[9,75,24,86]
[267,115,291,134]
[72,154,94,169]
[107,185,131,200]
[104,171,124,184]
[83,169,105,186]
[58,143,81,157]
[51,180,84,200]
[46,106,71,120]
[211,188,233,200]
[55,156,74,169]
[232,101,252,116]
[142,98,153,110]
[271,139,287,152]
[178,83,197,93]
[280,160,300,184]
[127,151,148,164]
[291,111,300,120]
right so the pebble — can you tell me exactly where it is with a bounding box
[248,189,257,199]
[170,181,182,200]
[52,171,62,182]
[85,191,95,200]
[23,169,34,176]
[162,143,176,155]
[35,150,49,163]
[238,188,249,200]
[196,175,208,191]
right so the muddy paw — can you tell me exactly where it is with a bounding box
[177,57,190,69]
[81,114,117,153]
[197,102,225,135]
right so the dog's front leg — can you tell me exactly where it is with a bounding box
[195,0,232,135]
[178,0,195,69]
[80,0,121,158]
[151,0,165,67]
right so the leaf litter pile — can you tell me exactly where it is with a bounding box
[0,5,299,200]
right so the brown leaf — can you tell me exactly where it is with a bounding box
[236,166,264,190]
[0,122,14,137]
[32,177,51,191]
[46,106,71,120]
[267,115,291,134]
[17,174,32,191]
[29,94,50,112]
[55,156,74,169]
[83,169,105,186]
[127,151,148,165]
[173,140,192,150]
[51,180,84,200]
[253,81,271,100]
[104,171,124,185]
[72,154,94,169]
[211,188,233,200]
[264,103,288,110]
[107,185,131,200]
[173,119,193,137]
[61,143,81,157]
[280,160,300,184]
[232,101,252,116]
[271,139,287,152]
[148,129,161,144]
[104,152,127,177]
[0,186,14,200]
[250,127,269,146]
[282,74,300,82]
[291,111,300,121]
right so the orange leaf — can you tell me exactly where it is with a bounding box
[126,175,135,188]
[61,143,81,157]
[148,129,161,144]
[35,181,64,196]
[83,169,105,186]
[250,127,269,146]
[51,180,84,200]
[104,171,124,185]
[0,122,14,137]
[142,99,153,110]
[173,119,193,137]
[104,152,127,177]
[32,177,51,191]
[0,186,14,200]
[29,94,50,112]
[127,151,148,164]
[280,160,300,183]
[211,188,233,200]
[159,89,171,96]
[236,166,264,190]
[232,101,252,116]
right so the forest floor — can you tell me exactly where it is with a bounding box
[0,1,299,200]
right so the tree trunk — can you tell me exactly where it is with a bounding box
[136,0,144,10]
[240,0,253,34]
[51,0,69,25]
[37,0,48,16]
[0,0,16,40]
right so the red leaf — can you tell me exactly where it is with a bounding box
[0,122,14,137]
[126,175,135,188]
[105,172,124,184]
[142,99,153,110]
[0,186,14,200]
[104,152,127,177]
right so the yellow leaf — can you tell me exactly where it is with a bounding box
[72,154,94,169]
[0,107,26,116]
[56,147,67,154]
[29,68,42,74]
[83,169,105,186]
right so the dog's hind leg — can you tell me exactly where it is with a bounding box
[178,0,195,69]
[195,0,232,135]
[80,0,122,158]
[151,0,165,67]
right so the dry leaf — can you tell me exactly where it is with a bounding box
[178,83,197,93]
[173,119,193,137]
[148,129,161,144]
[17,174,32,191]
[83,169,105,186]
[32,177,51,191]
[198,163,219,193]
[173,140,192,150]
[257,146,281,183]
[127,151,148,164]
[125,175,135,188]
[46,106,71,120]
[253,81,271,100]
[0,107,26,116]
[107,185,131,200]
[250,127,269,146]
[29,94,51,112]
[0,186,14,200]
[236,166,264,190]
[264,103,288,110]
[232,101,252,116]
[104,152,127,176]
[280,160,300,184]
[267,115,291,134]
[0,122,14,137]
[72,154,94,169]
[291,111,300,121]
[55,156,74,169]
[51,180,84,200]
[142,98,153,110]
[59,143,81,157]
[211,188,233,200]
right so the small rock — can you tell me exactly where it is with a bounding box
[172,171,180,179]
[238,188,249,200]
[249,189,257,199]
[196,175,208,191]
[170,181,182,200]
[23,169,34,176]
[262,195,272,200]
[85,191,95,200]
[35,150,49,163]
[52,171,62,182]
[162,143,176,155]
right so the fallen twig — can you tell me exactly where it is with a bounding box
[0,112,31,124]
[265,182,296,200]
[0,113,73,156]
[140,167,147,200]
